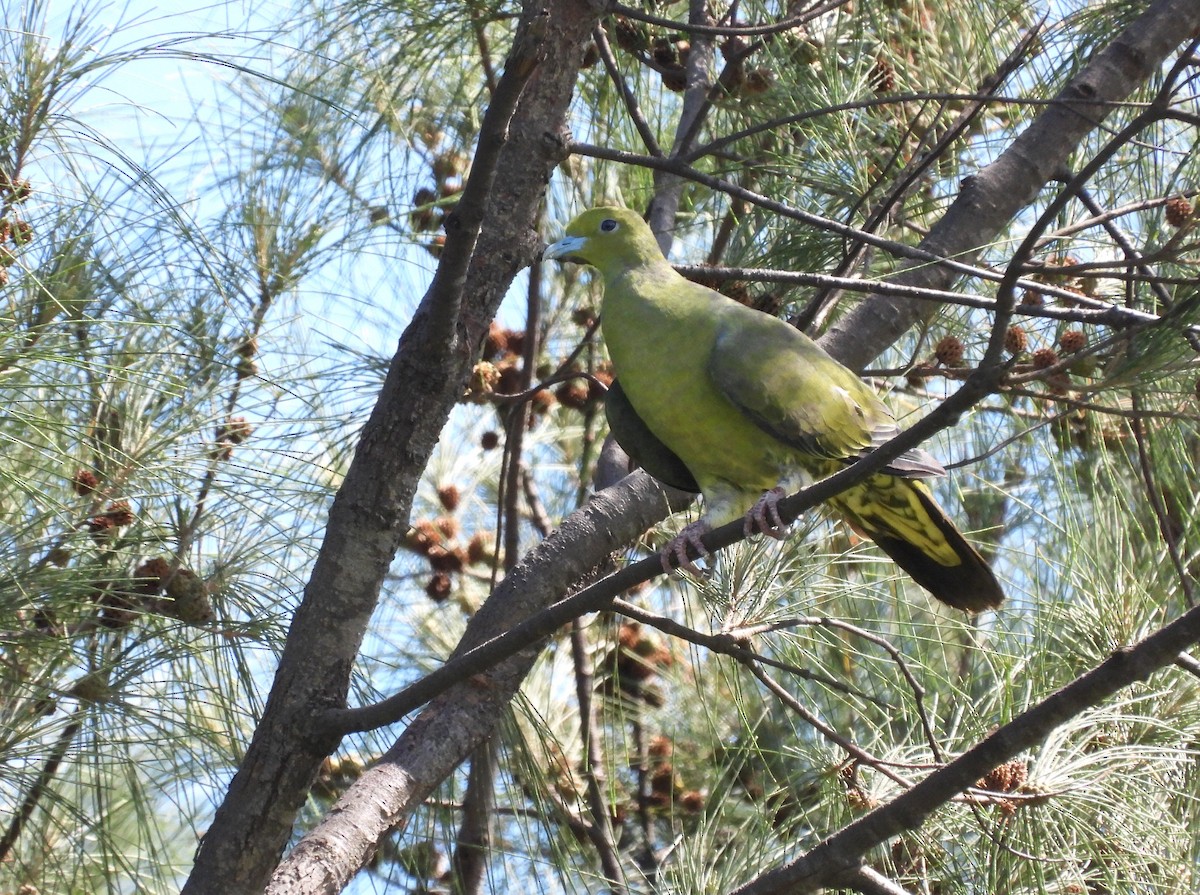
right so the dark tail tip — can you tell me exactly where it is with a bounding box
[869,486,1004,613]
[870,531,1004,612]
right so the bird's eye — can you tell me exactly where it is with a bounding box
[600,219,618,232]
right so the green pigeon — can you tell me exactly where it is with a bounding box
[544,207,1003,612]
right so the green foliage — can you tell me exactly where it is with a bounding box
[2,0,1200,891]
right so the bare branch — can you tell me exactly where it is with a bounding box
[822,0,1200,371]
[672,262,1160,328]
[741,658,914,790]
[592,23,662,157]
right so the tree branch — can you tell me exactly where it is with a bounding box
[672,262,1160,327]
[182,0,602,890]
[821,0,1200,371]
[730,597,1200,895]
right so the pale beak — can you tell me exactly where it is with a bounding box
[543,235,587,262]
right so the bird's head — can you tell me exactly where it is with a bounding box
[543,207,666,277]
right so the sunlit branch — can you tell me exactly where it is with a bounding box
[609,597,886,707]
[730,598,1200,895]
[671,262,1161,328]
[591,24,662,157]
[570,141,1170,314]
[611,0,852,38]
[740,658,914,790]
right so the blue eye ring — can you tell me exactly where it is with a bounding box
[600,218,618,232]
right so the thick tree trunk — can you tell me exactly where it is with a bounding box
[180,1,602,891]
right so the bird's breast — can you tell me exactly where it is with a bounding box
[601,299,798,498]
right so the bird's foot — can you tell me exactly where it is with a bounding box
[661,520,712,577]
[744,487,790,540]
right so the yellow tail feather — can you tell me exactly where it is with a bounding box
[832,475,1003,613]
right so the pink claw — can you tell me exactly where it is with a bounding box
[744,487,789,540]
[661,520,712,576]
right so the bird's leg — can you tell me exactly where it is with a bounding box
[744,487,790,540]
[661,520,712,576]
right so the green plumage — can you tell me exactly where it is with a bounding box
[606,378,700,493]
[544,207,1002,612]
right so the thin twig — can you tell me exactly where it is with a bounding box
[792,616,945,764]
[609,597,888,707]
[836,865,913,895]
[1130,389,1195,606]
[570,618,628,890]
[998,385,1197,420]
[741,658,914,790]
[1174,651,1200,679]
[0,706,85,863]
[470,4,499,96]
[520,467,554,538]
[673,262,1160,327]
[1038,191,1200,241]
[1067,181,1174,308]
[593,24,662,157]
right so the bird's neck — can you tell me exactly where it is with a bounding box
[602,257,681,297]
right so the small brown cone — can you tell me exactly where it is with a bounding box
[1165,196,1193,228]
[71,469,99,496]
[1004,325,1027,355]
[1032,347,1059,369]
[436,484,461,512]
[162,569,214,624]
[934,335,964,366]
[1058,330,1086,354]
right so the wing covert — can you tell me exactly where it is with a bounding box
[707,313,881,462]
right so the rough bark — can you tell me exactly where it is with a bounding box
[265,473,683,892]
[820,0,1200,371]
[180,1,602,891]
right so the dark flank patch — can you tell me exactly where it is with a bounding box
[605,378,701,493]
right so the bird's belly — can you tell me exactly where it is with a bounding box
[621,374,793,510]
[602,303,799,521]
